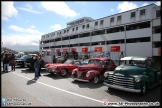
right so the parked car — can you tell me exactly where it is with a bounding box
[81,59,90,65]
[15,55,28,67]
[71,57,117,84]
[46,59,82,77]
[56,56,66,63]
[25,54,38,70]
[103,56,161,95]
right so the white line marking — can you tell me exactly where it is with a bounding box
[12,72,104,104]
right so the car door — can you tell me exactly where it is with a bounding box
[146,59,155,85]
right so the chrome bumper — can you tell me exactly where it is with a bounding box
[103,82,141,93]
[72,78,89,82]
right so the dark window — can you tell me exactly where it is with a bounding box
[131,12,135,18]
[76,27,78,30]
[117,16,121,21]
[67,29,69,33]
[70,35,78,39]
[79,33,90,38]
[79,42,90,46]
[62,45,69,47]
[91,30,105,36]
[107,39,124,45]
[140,9,145,15]
[110,17,114,22]
[70,44,78,47]
[156,10,161,17]
[64,30,66,33]
[82,25,85,29]
[55,38,61,42]
[126,21,150,31]
[91,41,105,46]
[126,37,150,43]
[62,37,69,41]
[87,24,89,28]
[95,21,98,26]
[55,45,61,48]
[72,28,74,31]
[100,20,103,25]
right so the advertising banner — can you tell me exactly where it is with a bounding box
[110,46,120,52]
[71,48,76,52]
[94,47,102,52]
[63,49,67,53]
[82,47,88,52]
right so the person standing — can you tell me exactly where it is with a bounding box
[38,54,43,76]
[9,53,16,71]
[3,54,10,73]
[119,52,124,65]
[53,54,56,63]
[33,55,40,80]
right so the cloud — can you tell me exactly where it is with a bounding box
[117,1,138,13]
[2,1,18,21]
[110,9,114,12]
[17,4,43,14]
[141,2,149,7]
[155,1,161,6]
[8,25,42,34]
[51,24,62,31]
[41,2,80,18]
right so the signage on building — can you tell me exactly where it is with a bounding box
[94,47,102,52]
[71,48,76,52]
[82,47,88,52]
[110,46,120,52]
[63,49,67,53]
[158,48,161,56]
[56,49,60,52]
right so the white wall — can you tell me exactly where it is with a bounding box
[153,18,161,27]
[126,42,152,56]
[153,33,161,42]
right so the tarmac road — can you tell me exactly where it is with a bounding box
[1,65,161,107]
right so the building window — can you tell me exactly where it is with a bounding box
[82,25,85,29]
[76,27,78,30]
[156,10,161,17]
[131,12,135,18]
[64,30,66,33]
[95,21,98,26]
[110,17,114,22]
[67,29,69,33]
[117,16,121,21]
[87,24,89,28]
[100,20,103,25]
[140,9,145,15]
[60,31,61,35]
[57,32,59,35]
[72,28,74,31]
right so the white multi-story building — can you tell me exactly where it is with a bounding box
[40,4,161,68]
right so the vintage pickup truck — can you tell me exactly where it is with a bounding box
[71,57,117,84]
[103,56,161,95]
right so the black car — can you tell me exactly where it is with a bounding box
[15,55,28,67]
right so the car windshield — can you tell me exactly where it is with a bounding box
[120,60,146,67]
[84,59,89,62]
[64,59,74,64]
[20,55,27,59]
[88,60,102,65]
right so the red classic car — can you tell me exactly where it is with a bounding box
[71,57,117,84]
[46,59,82,77]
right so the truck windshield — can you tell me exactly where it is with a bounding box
[120,60,146,67]
[88,60,102,65]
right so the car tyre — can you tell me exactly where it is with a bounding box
[93,75,99,84]
[140,83,147,96]
[60,68,68,77]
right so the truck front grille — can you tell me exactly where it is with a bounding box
[108,75,134,89]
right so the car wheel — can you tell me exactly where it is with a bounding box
[60,68,68,77]
[140,83,147,95]
[93,75,99,84]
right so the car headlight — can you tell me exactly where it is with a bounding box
[72,70,76,74]
[86,72,90,77]
[135,77,141,82]
[104,72,108,77]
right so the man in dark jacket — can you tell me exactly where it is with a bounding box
[38,54,43,76]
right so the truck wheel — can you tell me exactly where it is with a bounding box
[60,68,67,77]
[140,83,146,95]
[93,75,99,84]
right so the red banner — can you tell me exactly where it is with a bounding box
[82,47,88,52]
[95,47,102,52]
[56,49,60,52]
[71,48,76,52]
[110,46,120,52]
[158,48,161,56]
[63,49,67,53]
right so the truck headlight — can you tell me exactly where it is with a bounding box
[135,77,141,82]
[86,72,90,77]
[104,72,109,77]
[72,70,76,74]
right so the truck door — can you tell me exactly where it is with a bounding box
[146,59,155,84]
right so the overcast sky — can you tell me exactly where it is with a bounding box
[2,1,161,52]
